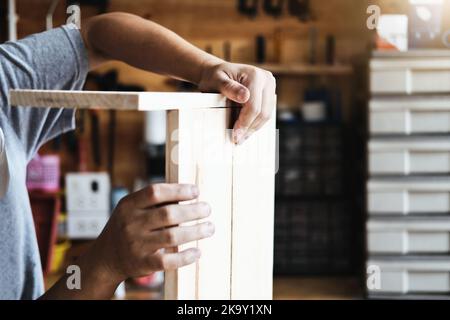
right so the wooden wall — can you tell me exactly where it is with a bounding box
[11,0,404,190]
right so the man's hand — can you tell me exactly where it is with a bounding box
[199,62,276,145]
[83,13,276,145]
[42,183,213,299]
[97,184,214,280]
[95,183,214,282]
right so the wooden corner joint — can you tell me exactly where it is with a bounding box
[9,89,276,300]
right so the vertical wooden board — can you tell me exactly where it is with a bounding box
[165,109,233,300]
[164,111,177,299]
[194,109,233,300]
[231,115,277,300]
[165,110,197,300]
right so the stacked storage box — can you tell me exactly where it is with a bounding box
[275,120,355,275]
[367,50,450,299]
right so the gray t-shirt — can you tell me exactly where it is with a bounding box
[0,24,89,299]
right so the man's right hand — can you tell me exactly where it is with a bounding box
[42,183,213,300]
[90,183,214,284]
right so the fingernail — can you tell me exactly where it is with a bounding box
[241,128,256,144]
[233,128,245,145]
[237,88,247,101]
[238,132,250,145]
[191,185,199,197]
[191,249,201,260]
[202,203,212,216]
[206,223,215,236]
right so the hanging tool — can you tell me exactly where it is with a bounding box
[263,0,284,18]
[308,26,318,65]
[238,0,259,18]
[288,0,311,22]
[223,41,232,62]
[77,133,88,172]
[325,35,336,65]
[90,110,101,169]
[256,35,267,64]
[273,28,282,63]
[107,109,115,185]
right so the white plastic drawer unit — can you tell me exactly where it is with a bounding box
[369,138,450,175]
[369,96,450,135]
[367,217,450,254]
[367,258,450,294]
[367,178,450,215]
[370,50,450,94]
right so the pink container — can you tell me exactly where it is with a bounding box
[26,154,60,192]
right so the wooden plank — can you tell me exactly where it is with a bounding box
[165,107,276,300]
[231,112,276,300]
[165,108,233,300]
[9,90,226,111]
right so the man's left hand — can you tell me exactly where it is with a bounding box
[199,62,276,145]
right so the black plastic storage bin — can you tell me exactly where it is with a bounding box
[274,121,355,275]
[276,122,344,197]
[274,199,354,274]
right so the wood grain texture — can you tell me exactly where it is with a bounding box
[9,90,227,111]
[164,108,276,300]
[165,108,233,300]
[231,112,276,300]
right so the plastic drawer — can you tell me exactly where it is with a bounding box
[369,138,450,175]
[367,178,450,215]
[367,217,450,254]
[369,96,450,135]
[370,54,450,94]
[367,257,450,294]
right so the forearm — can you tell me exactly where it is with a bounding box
[83,12,223,84]
[81,12,275,146]
[40,242,121,300]
[40,183,210,300]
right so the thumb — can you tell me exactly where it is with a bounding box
[219,78,250,104]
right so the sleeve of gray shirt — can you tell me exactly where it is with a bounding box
[0,24,89,161]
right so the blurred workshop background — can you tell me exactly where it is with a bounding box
[2,0,450,300]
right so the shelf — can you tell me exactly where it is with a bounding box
[258,63,353,76]
[44,275,363,300]
[273,276,362,300]
[373,49,450,59]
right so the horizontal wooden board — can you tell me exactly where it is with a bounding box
[9,90,227,111]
